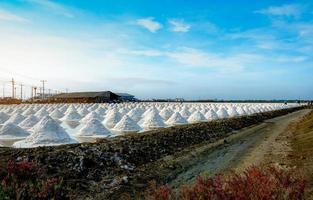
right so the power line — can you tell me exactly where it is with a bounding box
[10,78,15,99]
[41,80,47,100]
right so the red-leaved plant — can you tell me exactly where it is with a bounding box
[142,166,306,200]
[0,160,66,200]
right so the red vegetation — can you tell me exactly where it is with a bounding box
[143,166,306,200]
[0,160,66,199]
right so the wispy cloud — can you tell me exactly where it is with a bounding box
[168,19,191,32]
[23,0,74,18]
[0,9,29,23]
[166,48,263,70]
[118,48,162,56]
[255,4,303,18]
[136,17,162,33]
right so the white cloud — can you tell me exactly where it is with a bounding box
[118,48,162,56]
[24,0,74,18]
[0,9,29,23]
[275,56,308,63]
[166,48,263,70]
[136,17,162,33]
[255,4,302,17]
[169,19,191,32]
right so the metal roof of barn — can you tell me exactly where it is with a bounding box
[51,91,120,99]
[115,93,134,97]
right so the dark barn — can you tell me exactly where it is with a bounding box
[49,91,120,103]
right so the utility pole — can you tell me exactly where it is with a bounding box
[34,87,37,101]
[41,80,47,100]
[31,86,33,100]
[2,83,4,98]
[14,87,16,99]
[20,84,23,100]
[10,78,15,99]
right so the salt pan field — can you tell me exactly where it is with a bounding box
[0,103,300,148]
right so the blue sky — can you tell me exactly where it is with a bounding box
[0,0,312,100]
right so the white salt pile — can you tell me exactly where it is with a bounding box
[35,109,49,118]
[216,107,229,118]
[0,112,9,124]
[13,116,77,148]
[227,107,239,117]
[159,108,174,121]
[127,108,142,122]
[95,107,107,115]
[80,111,102,124]
[76,119,111,137]
[22,108,35,116]
[166,112,187,126]
[103,110,122,129]
[179,108,191,119]
[19,115,39,130]
[113,115,141,132]
[65,105,76,114]
[61,110,82,122]
[6,113,26,125]
[205,110,219,121]
[0,122,30,139]
[78,107,90,116]
[237,107,247,116]
[187,111,206,123]
[50,109,64,119]
[140,111,166,130]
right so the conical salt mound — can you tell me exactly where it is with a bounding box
[179,108,191,119]
[113,115,141,132]
[237,107,247,116]
[127,109,142,122]
[13,116,76,148]
[140,111,165,130]
[103,110,122,129]
[35,109,49,118]
[216,107,229,118]
[166,112,187,126]
[61,110,82,121]
[187,111,206,123]
[142,107,158,118]
[65,105,76,114]
[78,108,89,116]
[0,122,30,139]
[95,107,107,115]
[77,119,111,137]
[205,110,219,121]
[80,111,102,123]
[159,108,174,120]
[50,109,64,119]
[227,107,239,117]
[0,112,10,124]
[6,113,26,125]
[19,115,39,130]
[22,108,35,116]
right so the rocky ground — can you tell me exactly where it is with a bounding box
[0,106,307,199]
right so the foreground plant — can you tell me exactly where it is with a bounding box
[142,166,306,200]
[0,160,66,200]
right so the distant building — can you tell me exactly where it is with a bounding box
[115,93,137,102]
[49,91,120,103]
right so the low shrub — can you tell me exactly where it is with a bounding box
[0,160,66,200]
[142,166,306,200]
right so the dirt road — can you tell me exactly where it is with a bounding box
[165,109,311,188]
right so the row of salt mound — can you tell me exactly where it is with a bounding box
[0,122,30,140]
[112,115,141,132]
[13,116,77,148]
[76,119,110,137]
